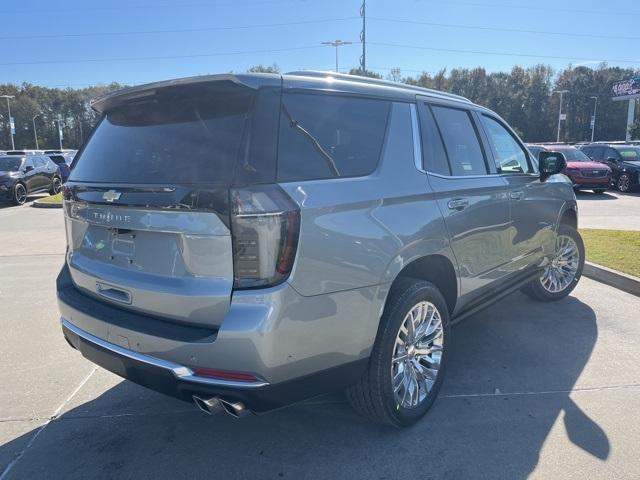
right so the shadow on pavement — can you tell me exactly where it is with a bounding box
[0,292,606,479]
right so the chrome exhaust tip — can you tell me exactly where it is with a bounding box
[218,398,250,418]
[192,395,225,415]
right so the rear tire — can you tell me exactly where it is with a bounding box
[49,176,62,195]
[11,183,27,206]
[345,278,450,427]
[522,224,584,302]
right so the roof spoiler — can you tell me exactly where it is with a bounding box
[90,73,281,114]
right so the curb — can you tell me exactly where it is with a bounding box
[583,261,640,297]
[31,201,62,209]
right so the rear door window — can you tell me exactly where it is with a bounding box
[277,93,391,182]
[418,104,450,175]
[430,105,487,176]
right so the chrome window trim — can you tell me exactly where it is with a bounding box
[61,318,269,389]
[426,171,539,180]
[410,103,425,173]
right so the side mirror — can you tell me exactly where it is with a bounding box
[24,165,34,173]
[539,151,566,180]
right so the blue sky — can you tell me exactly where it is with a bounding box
[3,0,639,87]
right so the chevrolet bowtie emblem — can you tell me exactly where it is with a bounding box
[102,190,122,203]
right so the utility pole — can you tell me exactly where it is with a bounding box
[590,96,598,142]
[56,115,63,150]
[32,113,41,150]
[321,40,352,72]
[360,0,366,72]
[0,95,15,150]
[555,90,569,142]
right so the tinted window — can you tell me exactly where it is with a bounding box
[605,148,620,160]
[431,106,487,176]
[585,146,604,160]
[49,155,66,165]
[70,82,262,185]
[24,158,35,168]
[277,93,390,182]
[481,115,530,173]
[0,156,22,171]
[419,104,449,175]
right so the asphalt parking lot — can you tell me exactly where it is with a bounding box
[1,198,640,479]
[575,190,640,230]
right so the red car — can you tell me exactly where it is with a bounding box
[527,144,612,194]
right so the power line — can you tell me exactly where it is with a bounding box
[369,17,640,42]
[0,45,331,67]
[0,17,359,41]
[369,42,640,65]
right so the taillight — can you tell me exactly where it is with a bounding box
[230,184,300,289]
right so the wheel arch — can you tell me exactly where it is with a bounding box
[383,254,458,317]
[559,207,577,230]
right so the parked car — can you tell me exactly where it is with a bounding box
[0,154,62,205]
[58,72,583,427]
[526,144,611,193]
[580,143,640,192]
[48,154,71,182]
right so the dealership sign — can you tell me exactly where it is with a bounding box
[612,77,640,101]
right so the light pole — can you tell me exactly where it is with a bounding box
[321,40,352,72]
[32,113,41,150]
[56,115,63,150]
[0,94,15,150]
[590,96,598,142]
[554,90,569,143]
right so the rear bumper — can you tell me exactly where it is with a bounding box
[62,318,366,413]
[57,263,377,411]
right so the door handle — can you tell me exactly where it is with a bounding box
[509,190,524,200]
[447,198,469,210]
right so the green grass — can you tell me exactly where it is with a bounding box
[34,193,63,205]
[580,229,640,278]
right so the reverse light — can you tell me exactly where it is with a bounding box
[230,184,300,289]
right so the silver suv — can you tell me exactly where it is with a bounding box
[58,71,583,426]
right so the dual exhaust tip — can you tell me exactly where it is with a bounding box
[192,395,249,419]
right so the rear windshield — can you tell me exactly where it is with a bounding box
[0,156,22,171]
[69,82,261,185]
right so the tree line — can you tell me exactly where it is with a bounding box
[1,63,638,150]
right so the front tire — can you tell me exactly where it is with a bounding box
[617,174,630,193]
[11,183,28,205]
[346,279,450,427]
[522,224,584,302]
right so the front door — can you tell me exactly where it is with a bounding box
[417,98,512,306]
[476,113,560,273]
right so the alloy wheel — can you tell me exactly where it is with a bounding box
[540,234,580,293]
[392,301,443,409]
[52,178,62,194]
[617,175,630,192]
[14,184,27,204]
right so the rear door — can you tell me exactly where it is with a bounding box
[64,79,280,329]
[22,157,38,191]
[417,98,512,304]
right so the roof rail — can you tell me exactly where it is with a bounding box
[285,70,472,103]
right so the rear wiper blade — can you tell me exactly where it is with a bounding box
[282,104,340,177]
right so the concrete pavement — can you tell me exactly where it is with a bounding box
[576,190,640,230]
[1,201,640,479]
